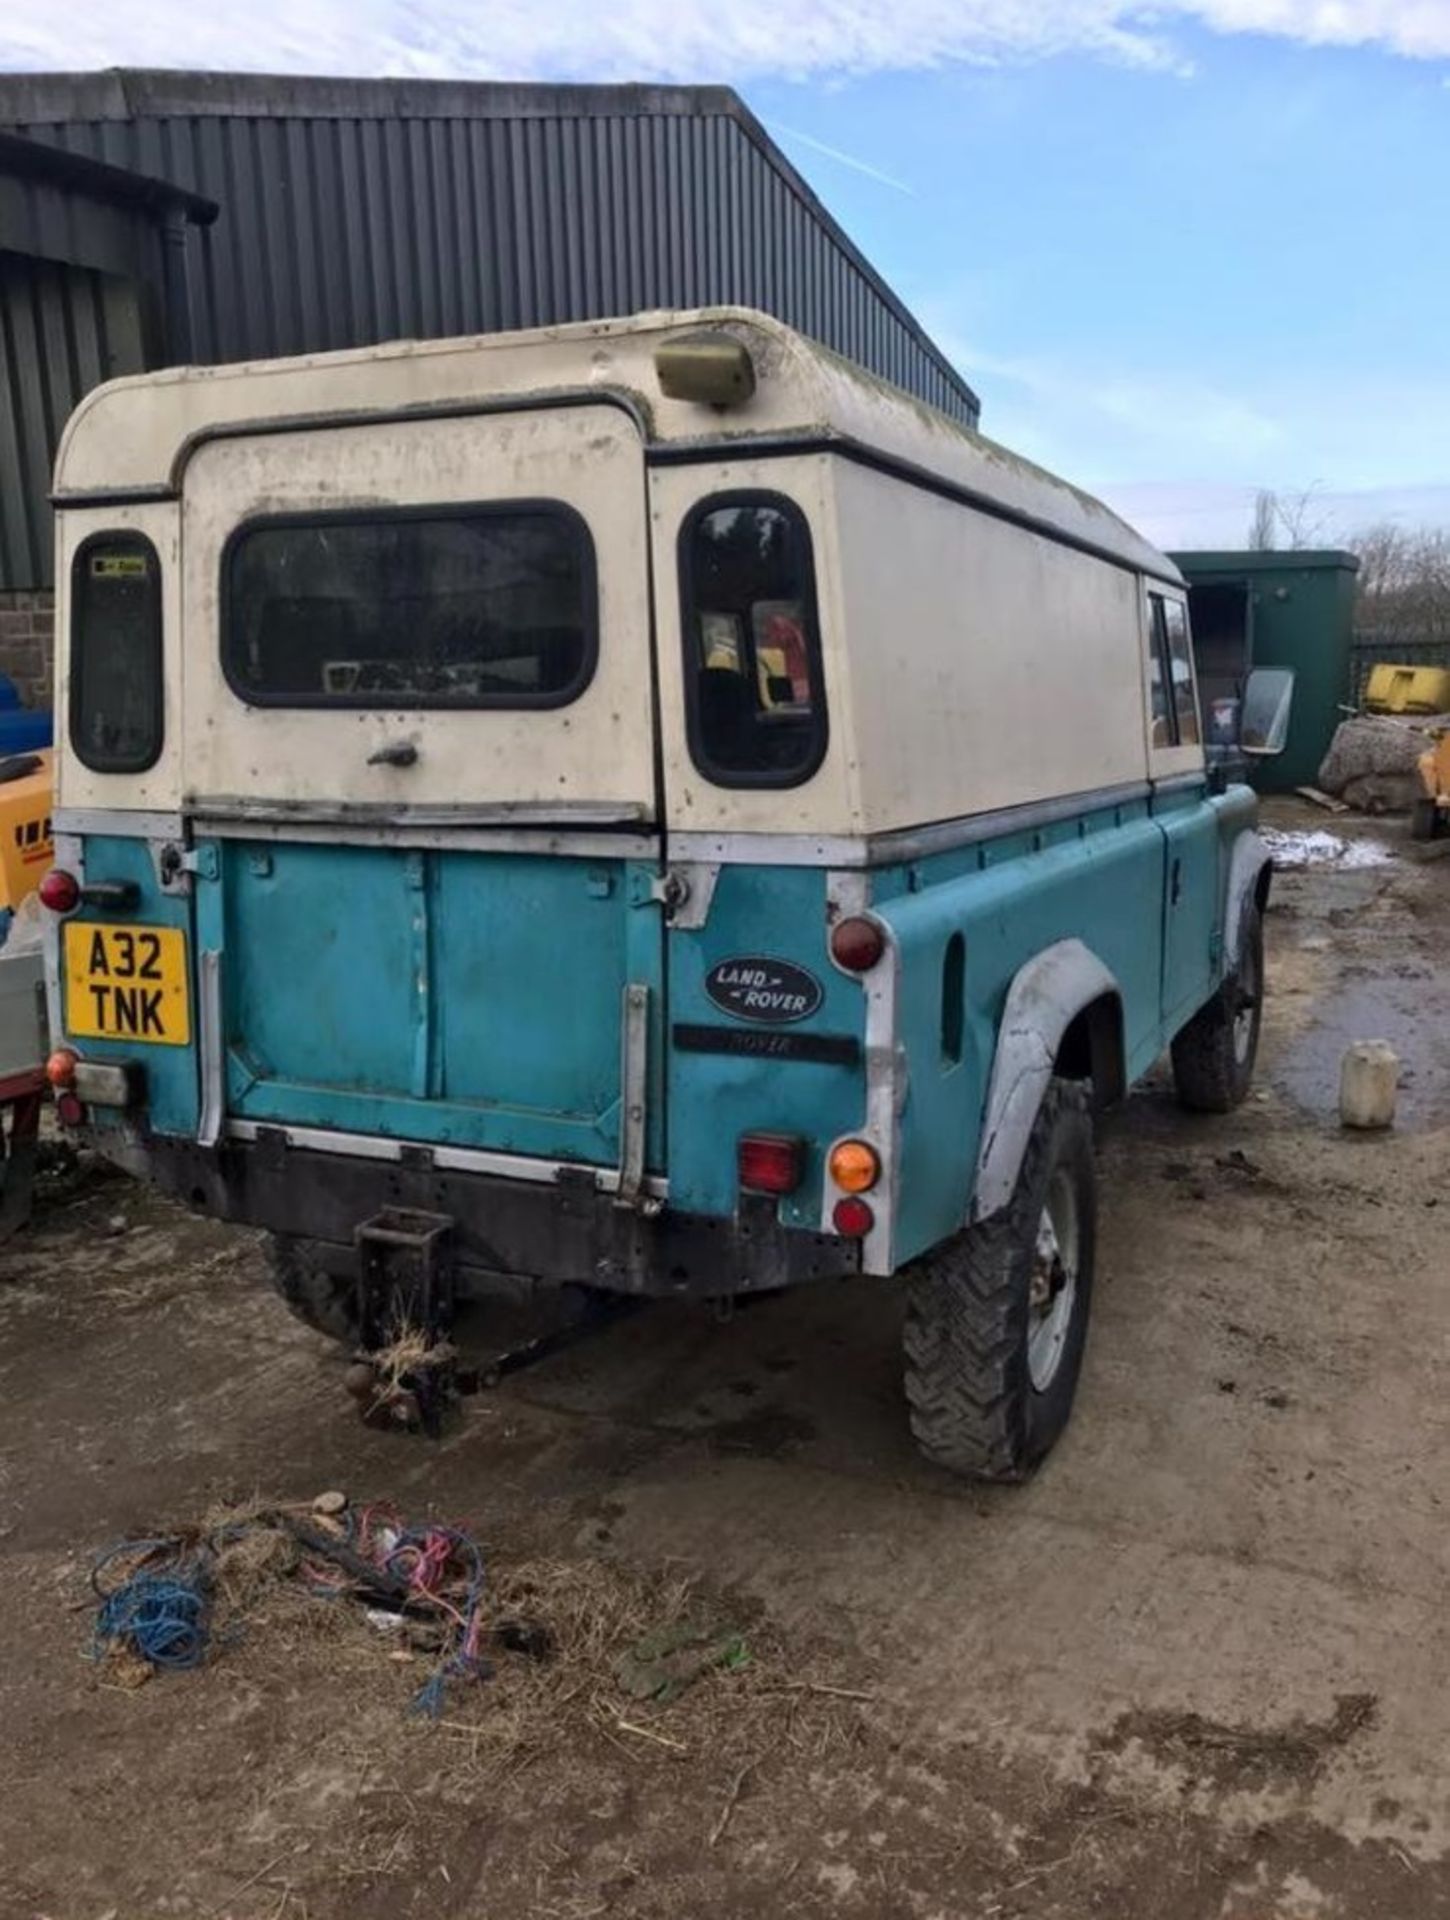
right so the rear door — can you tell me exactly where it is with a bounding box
[181,404,664,1176]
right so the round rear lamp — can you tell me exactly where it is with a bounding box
[832,1196,875,1239]
[55,1091,86,1128]
[45,1047,79,1089]
[829,915,885,973]
[39,868,81,914]
[828,1138,880,1194]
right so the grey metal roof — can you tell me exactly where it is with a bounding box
[0,127,217,222]
[0,129,217,590]
[0,69,979,423]
[0,69,982,591]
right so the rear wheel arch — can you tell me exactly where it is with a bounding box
[1056,991,1126,1111]
[971,939,1122,1224]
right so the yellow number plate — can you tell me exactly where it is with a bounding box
[63,922,191,1046]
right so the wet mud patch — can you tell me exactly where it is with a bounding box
[707,1405,817,1458]
[1095,1692,1379,1793]
[1274,974,1450,1131]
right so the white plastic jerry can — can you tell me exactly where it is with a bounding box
[1339,1039,1400,1131]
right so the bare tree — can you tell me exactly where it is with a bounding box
[1249,490,1277,550]
[1248,484,1333,552]
[1350,522,1450,643]
[1272,483,1332,551]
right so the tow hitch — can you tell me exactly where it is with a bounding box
[348,1208,457,1436]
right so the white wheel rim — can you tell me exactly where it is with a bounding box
[1027,1169,1079,1393]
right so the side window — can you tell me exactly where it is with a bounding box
[1162,598,1201,745]
[680,493,828,788]
[1146,594,1172,750]
[1145,589,1200,752]
[70,534,163,774]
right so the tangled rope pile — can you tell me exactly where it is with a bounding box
[302,1503,488,1716]
[91,1538,214,1672]
[89,1500,490,1717]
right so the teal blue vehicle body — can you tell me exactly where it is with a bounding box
[58,774,1264,1293]
[44,308,1276,1348]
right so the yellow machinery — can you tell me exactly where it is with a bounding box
[0,748,53,922]
[1364,663,1450,715]
[0,748,52,1238]
[1413,732,1450,841]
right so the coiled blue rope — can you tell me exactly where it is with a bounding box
[91,1538,212,1672]
[89,1514,489,1709]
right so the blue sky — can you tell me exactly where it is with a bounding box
[751,33,1450,545]
[5,1,1450,546]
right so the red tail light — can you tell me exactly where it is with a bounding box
[829,915,885,973]
[39,868,80,914]
[55,1091,86,1128]
[832,1196,875,1238]
[45,1048,78,1089]
[738,1132,805,1195]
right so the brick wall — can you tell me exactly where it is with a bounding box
[0,591,55,711]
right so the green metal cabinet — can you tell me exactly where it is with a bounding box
[1170,549,1360,791]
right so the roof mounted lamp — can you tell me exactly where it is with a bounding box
[655,332,756,408]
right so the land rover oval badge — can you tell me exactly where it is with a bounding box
[704,956,824,1025]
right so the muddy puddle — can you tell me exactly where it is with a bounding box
[1274,971,1450,1130]
[1267,826,1450,1132]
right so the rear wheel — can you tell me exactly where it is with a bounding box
[903,1079,1096,1481]
[1171,902,1263,1113]
[266,1233,358,1344]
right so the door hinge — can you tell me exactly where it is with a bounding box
[156,840,219,893]
[639,864,721,929]
[615,982,650,1210]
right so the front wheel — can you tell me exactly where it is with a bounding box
[1171,902,1263,1113]
[902,1079,1097,1481]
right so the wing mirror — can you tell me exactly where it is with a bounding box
[1239,667,1295,757]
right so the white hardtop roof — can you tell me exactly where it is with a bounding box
[55,306,1178,583]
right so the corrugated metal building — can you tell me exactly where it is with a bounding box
[0,69,979,664]
[0,127,215,699]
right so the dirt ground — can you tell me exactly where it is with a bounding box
[2,794,1448,1920]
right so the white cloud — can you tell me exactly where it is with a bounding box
[5,0,1450,81]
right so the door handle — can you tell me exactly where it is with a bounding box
[1171,857,1183,905]
[367,741,418,768]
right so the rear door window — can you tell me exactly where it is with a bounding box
[222,503,596,708]
[70,533,164,774]
[680,494,827,788]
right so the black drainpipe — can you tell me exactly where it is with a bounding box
[160,208,197,364]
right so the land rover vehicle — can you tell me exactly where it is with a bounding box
[41,309,1284,1476]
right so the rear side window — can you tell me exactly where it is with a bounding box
[222,504,597,709]
[1163,598,1201,746]
[1146,590,1201,750]
[680,493,827,788]
[70,534,163,774]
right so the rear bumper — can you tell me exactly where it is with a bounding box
[131,1132,862,1297]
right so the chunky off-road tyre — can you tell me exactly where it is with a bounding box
[1171,902,1263,1114]
[266,1233,358,1343]
[903,1079,1096,1481]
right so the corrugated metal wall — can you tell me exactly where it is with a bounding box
[0,251,146,588]
[8,101,977,428]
